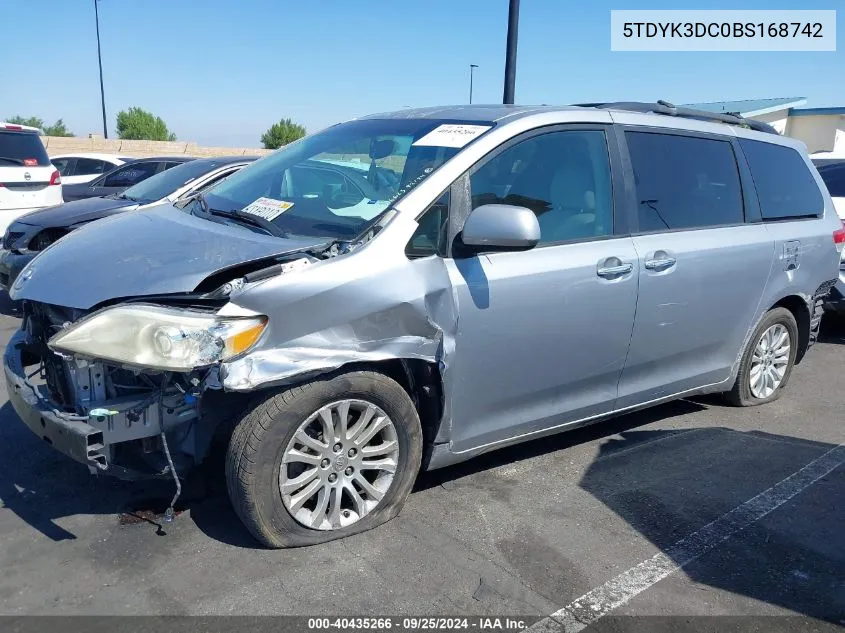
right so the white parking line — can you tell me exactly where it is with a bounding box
[527,442,845,633]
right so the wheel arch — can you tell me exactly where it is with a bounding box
[769,294,812,364]
[229,358,447,460]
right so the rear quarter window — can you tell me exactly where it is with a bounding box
[0,130,51,166]
[739,139,824,220]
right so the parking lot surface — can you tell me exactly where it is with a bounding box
[0,297,842,626]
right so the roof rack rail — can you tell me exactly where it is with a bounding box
[575,100,779,135]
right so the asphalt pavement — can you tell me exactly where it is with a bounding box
[0,296,841,628]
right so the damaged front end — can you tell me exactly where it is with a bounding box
[4,203,459,488]
[4,301,239,480]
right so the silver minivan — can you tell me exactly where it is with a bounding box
[5,103,843,547]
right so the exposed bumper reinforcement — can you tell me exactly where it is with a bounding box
[4,330,108,473]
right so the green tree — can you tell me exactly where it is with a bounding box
[7,116,74,136]
[261,118,306,149]
[43,119,73,137]
[116,107,176,141]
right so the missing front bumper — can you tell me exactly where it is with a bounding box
[3,330,199,479]
[5,332,108,473]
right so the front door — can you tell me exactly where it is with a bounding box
[445,127,640,452]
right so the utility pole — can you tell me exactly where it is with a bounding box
[94,0,108,138]
[502,0,520,104]
[469,64,479,104]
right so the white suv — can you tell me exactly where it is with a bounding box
[0,122,62,234]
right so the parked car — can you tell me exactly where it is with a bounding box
[815,160,845,314]
[5,103,843,547]
[0,156,255,290]
[0,122,62,234]
[50,153,131,185]
[814,160,845,218]
[62,156,193,202]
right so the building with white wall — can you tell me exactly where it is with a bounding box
[682,98,845,157]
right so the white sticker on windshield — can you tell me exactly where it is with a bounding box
[241,197,294,221]
[412,124,491,148]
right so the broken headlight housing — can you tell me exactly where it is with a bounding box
[48,304,267,372]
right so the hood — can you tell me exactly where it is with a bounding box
[11,204,326,310]
[16,196,137,229]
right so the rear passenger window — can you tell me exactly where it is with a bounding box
[74,158,106,176]
[739,139,823,220]
[51,157,73,176]
[627,132,744,232]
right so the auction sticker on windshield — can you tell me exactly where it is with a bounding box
[241,197,294,221]
[412,124,491,148]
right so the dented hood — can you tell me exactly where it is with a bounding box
[10,204,326,310]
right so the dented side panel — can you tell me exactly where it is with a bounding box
[220,214,458,439]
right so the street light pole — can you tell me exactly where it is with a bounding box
[502,0,520,104]
[94,0,108,138]
[469,64,478,104]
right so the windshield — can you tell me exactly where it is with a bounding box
[121,159,209,203]
[202,118,493,240]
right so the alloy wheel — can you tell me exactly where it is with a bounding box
[749,323,791,399]
[279,399,400,530]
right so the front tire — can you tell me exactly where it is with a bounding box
[225,370,422,548]
[725,307,798,407]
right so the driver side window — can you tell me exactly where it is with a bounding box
[469,130,613,245]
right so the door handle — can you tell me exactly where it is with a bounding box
[597,262,633,278]
[644,256,676,271]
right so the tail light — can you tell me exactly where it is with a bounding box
[834,222,845,255]
[49,170,61,186]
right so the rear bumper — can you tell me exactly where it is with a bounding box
[4,330,108,473]
[0,249,35,291]
[822,273,845,315]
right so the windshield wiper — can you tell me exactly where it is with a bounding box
[194,196,290,238]
[0,157,26,166]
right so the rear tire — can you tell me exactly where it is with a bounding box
[225,370,422,548]
[725,307,798,407]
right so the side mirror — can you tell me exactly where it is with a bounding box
[459,204,540,253]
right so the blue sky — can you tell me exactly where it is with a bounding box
[2,0,842,147]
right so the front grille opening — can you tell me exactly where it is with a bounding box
[3,231,24,250]
[22,301,83,409]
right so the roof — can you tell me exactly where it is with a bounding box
[185,155,258,168]
[789,106,845,117]
[50,152,129,161]
[680,97,807,117]
[361,104,580,124]
[126,156,195,163]
[0,121,42,133]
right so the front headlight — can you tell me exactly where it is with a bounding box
[48,304,267,371]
